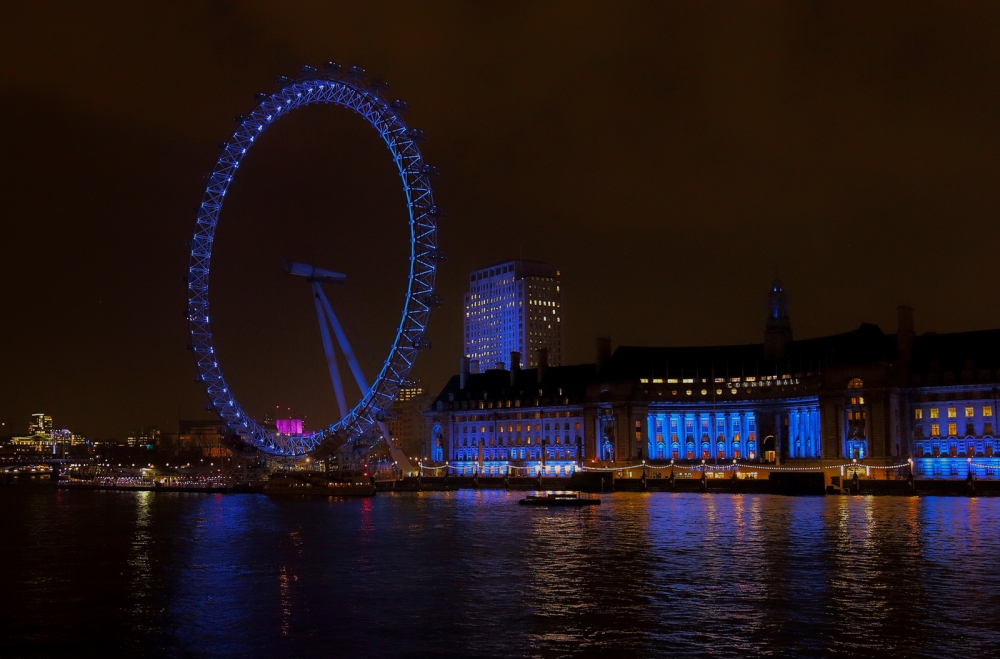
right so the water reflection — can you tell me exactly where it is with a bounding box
[3,486,1000,658]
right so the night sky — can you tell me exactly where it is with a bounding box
[3,2,1000,439]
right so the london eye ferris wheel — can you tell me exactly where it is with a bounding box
[186,63,443,457]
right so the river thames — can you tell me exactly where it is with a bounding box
[2,484,998,658]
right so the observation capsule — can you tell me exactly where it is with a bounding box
[348,65,366,79]
[276,75,293,86]
[418,293,444,308]
[300,64,317,76]
[420,164,440,177]
[390,99,409,113]
[368,78,389,93]
[323,61,342,74]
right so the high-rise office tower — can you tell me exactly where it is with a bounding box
[28,413,52,436]
[463,260,562,370]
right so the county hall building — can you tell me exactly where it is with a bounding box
[424,281,1000,480]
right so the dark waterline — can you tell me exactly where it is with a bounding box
[2,482,998,658]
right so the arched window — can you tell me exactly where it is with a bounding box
[847,378,864,389]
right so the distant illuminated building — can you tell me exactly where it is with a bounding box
[127,427,161,449]
[276,418,303,435]
[28,413,52,436]
[464,260,562,370]
[174,420,231,458]
[386,381,430,462]
[11,413,85,453]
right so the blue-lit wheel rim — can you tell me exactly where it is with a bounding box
[187,74,438,456]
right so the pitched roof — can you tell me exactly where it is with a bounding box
[910,328,1000,373]
[604,323,894,380]
[431,364,597,407]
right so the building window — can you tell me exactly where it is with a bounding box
[914,409,923,420]
[947,408,957,419]
[964,406,974,418]
[930,408,939,419]
[847,378,863,389]
[931,423,940,436]
[948,423,957,436]
[985,406,994,418]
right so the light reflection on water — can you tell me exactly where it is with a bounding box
[2,486,1000,658]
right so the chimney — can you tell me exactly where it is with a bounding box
[460,356,471,390]
[596,337,611,372]
[536,348,549,382]
[510,351,521,386]
[897,305,915,366]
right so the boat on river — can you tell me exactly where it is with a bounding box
[264,474,375,497]
[519,491,600,507]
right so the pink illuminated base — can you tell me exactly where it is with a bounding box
[276,418,303,435]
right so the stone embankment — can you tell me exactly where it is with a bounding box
[380,473,1000,496]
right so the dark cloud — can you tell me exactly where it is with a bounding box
[2,1,1000,437]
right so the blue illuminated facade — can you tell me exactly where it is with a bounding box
[426,288,1000,479]
[644,404,820,461]
[426,362,592,476]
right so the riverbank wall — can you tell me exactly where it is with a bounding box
[381,474,1000,496]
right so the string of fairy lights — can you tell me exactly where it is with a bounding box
[580,460,912,473]
[415,459,930,476]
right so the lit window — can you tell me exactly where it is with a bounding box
[931,423,940,436]
[985,406,994,418]
[930,408,939,419]
[652,378,664,384]
[639,378,649,383]
[948,423,957,436]
[914,409,923,419]
[965,406,974,417]
[947,408,957,419]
